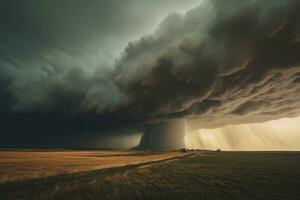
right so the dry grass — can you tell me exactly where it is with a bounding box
[1,152,300,200]
[0,150,187,183]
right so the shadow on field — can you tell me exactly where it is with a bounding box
[1,152,300,200]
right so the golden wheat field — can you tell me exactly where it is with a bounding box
[0,150,187,183]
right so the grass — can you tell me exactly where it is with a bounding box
[1,152,300,200]
[0,150,184,183]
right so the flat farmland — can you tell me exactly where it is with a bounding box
[1,151,300,200]
[0,150,187,183]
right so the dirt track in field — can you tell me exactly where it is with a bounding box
[0,150,189,183]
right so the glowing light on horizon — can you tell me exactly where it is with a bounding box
[185,117,300,151]
[183,119,188,148]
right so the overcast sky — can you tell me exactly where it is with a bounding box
[1,0,300,148]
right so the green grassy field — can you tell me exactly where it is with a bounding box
[1,152,300,200]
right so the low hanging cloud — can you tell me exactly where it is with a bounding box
[1,0,300,130]
[114,0,300,128]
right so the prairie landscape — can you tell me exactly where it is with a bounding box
[0,150,186,183]
[1,0,300,199]
[1,151,300,200]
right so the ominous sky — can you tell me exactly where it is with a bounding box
[187,117,300,151]
[1,0,300,148]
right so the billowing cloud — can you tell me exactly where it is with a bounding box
[113,0,300,128]
[1,0,300,135]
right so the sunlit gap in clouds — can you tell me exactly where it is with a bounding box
[186,117,300,151]
[183,119,189,148]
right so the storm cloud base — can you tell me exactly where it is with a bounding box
[136,119,186,151]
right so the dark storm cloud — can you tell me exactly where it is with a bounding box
[114,0,300,128]
[0,0,202,147]
[0,0,199,112]
[1,0,300,146]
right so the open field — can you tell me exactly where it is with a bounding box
[1,151,300,200]
[0,150,187,183]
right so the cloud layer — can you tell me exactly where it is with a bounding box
[1,0,300,131]
[114,0,300,128]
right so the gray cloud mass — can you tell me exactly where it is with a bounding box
[1,0,300,130]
